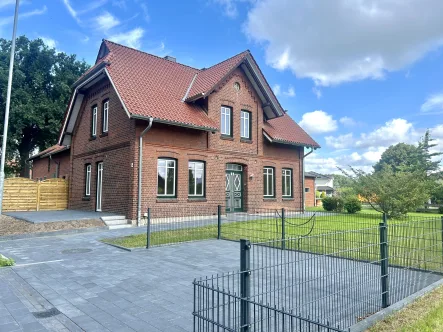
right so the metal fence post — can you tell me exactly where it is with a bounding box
[217,205,222,240]
[281,208,286,250]
[379,221,390,308]
[240,239,251,332]
[146,208,151,249]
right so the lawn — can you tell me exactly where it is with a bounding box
[103,209,443,272]
[369,285,443,332]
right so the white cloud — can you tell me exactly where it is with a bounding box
[96,12,120,31]
[312,86,322,99]
[325,133,354,149]
[420,93,443,114]
[299,110,337,134]
[0,5,46,26]
[0,0,15,9]
[140,2,149,22]
[108,27,144,49]
[112,0,126,9]
[339,116,357,127]
[356,118,416,148]
[283,85,295,97]
[40,37,57,49]
[213,0,239,18]
[362,147,386,163]
[62,0,79,23]
[272,84,281,96]
[244,0,443,86]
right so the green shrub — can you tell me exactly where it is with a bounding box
[344,197,362,214]
[320,192,326,199]
[439,206,443,214]
[0,255,15,267]
[322,196,344,212]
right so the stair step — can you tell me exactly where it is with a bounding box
[108,224,133,230]
[103,219,129,226]
[101,215,126,222]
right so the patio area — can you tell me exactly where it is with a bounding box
[4,210,123,224]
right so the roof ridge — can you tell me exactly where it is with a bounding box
[203,49,250,70]
[103,39,201,72]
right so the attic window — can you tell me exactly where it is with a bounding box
[234,82,241,92]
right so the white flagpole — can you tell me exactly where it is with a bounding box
[0,0,20,214]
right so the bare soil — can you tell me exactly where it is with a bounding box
[0,214,105,236]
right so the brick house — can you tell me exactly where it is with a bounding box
[29,145,70,180]
[304,174,316,207]
[31,40,320,223]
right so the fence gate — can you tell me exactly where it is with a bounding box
[2,177,69,212]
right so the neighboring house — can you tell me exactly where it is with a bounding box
[29,145,70,180]
[305,171,334,197]
[304,173,316,207]
[32,40,320,222]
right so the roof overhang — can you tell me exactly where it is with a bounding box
[28,145,70,161]
[58,64,131,146]
[131,114,218,132]
[263,130,319,148]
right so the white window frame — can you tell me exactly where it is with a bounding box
[157,158,176,197]
[102,100,109,133]
[282,168,292,197]
[96,162,103,211]
[240,110,250,139]
[263,167,274,197]
[92,106,97,137]
[85,164,91,196]
[188,161,205,197]
[220,106,232,136]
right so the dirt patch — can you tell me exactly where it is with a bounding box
[0,214,105,236]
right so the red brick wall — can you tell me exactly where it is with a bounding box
[131,67,304,221]
[69,77,135,217]
[304,176,316,207]
[31,150,70,180]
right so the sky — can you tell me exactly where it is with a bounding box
[1,0,443,174]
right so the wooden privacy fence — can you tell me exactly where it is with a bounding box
[2,177,69,212]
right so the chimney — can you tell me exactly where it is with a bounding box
[164,55,176,62]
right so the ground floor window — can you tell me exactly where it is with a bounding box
[189,161,205,197]
[282,168,292,197]
[85,164,91,196]
[263,167,275,197]
[158,158,176,197]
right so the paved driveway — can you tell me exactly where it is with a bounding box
[0,227,441,332]
[4,210,122,223]
[0,228,239,331]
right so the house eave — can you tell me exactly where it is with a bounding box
[263,131,320,148]
[131,114,218,132]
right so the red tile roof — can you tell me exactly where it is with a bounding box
[263,114,320,148]
[103,40,218,130]
[186,50,249,100]
[64,40,319,147]
[29,144,70,160]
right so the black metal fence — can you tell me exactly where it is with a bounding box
[193,217,443,331]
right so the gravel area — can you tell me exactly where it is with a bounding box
[0,214,105,236]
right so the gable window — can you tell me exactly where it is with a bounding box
[282,168,292,197]
[102,100,109,133]
[240,110,251,139]
[85,164,92,196]
[157,158,176,197]
[263,167,275,197]
[220,106,232,136]
[91,105,98,137]
[189,161,205,197]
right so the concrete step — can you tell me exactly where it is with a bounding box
[101,215,126,222]
[103,219,130,226]
[108,224,133,230]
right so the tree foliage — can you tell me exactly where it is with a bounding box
[0,36,89,175]
[373,143,421,173]
[342,166,429,218]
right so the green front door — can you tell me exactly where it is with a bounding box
[225,164,243,212]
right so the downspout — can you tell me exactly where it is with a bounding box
[137,117,153,226]
[302,147,314,211]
